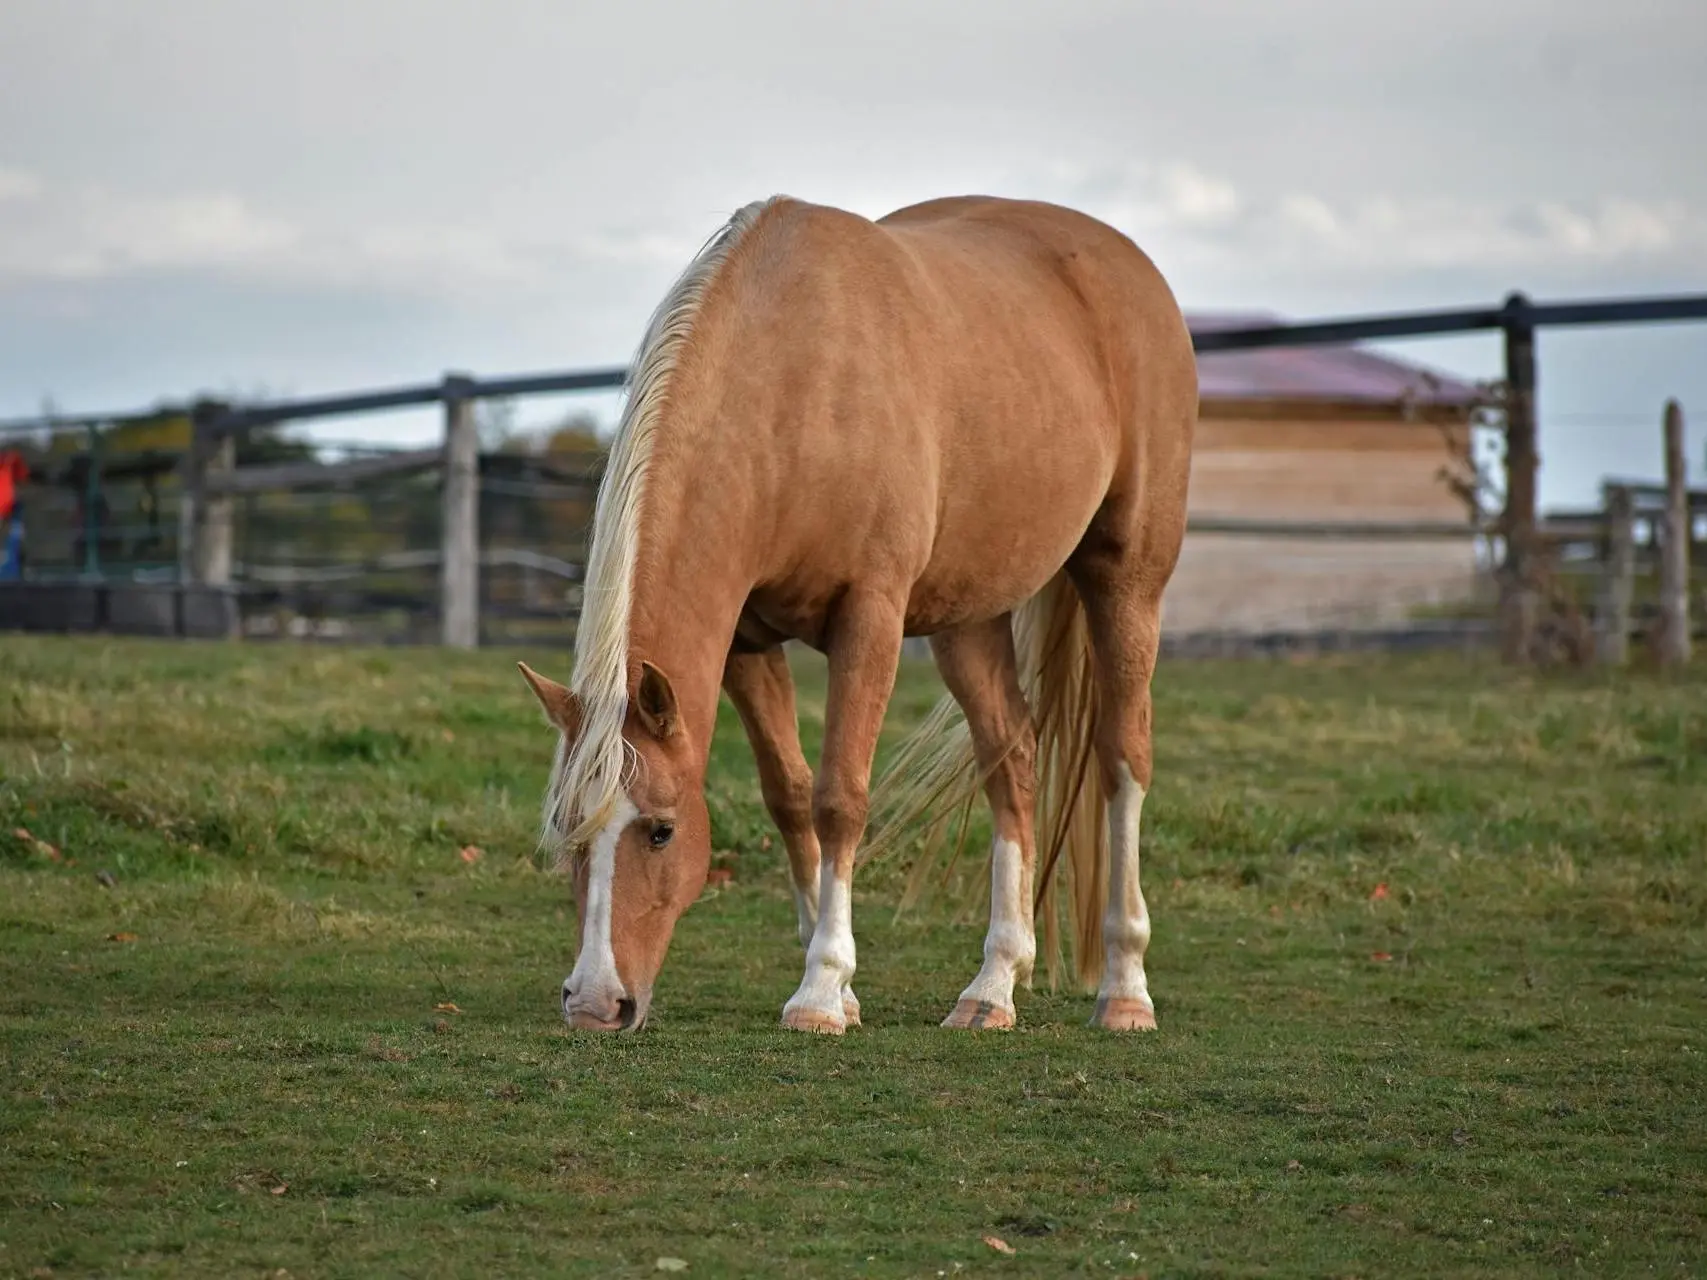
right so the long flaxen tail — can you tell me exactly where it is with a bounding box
[862,573,1109,991]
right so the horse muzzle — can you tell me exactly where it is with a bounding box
[562,980,645,1032]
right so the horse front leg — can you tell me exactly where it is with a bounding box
[723,645,859,1026]
[781,594,905,1034]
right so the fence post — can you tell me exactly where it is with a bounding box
[202,429,235,587]
[81,421,103,576]
[176,418,201,584]
[440,374,480,649]
[178,400,235,585]
[1596,483,1634,665]
[1498,292,1540,664]
[1658,399,1691,666]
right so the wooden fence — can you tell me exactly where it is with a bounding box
[5,289,1706,660]
[171,378,611,648]
[1538,402,1698,667]
[198,438,602,647]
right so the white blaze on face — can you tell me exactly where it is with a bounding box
[1099,763,1152,1003]
[956,836,1037,1009]
[563,795,637,1018]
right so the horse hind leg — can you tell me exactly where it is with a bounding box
[723,646,860,1026]
[1069,564,1165,1033]
[929,615,1038,1031]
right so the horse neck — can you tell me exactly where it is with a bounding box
[624,469,754,764]
[610,296,774,765]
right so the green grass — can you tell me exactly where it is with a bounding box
[2,637,1704,1278]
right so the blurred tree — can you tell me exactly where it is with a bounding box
[540,408,604,458]
[478,397,519,453]
[235,424,317,467]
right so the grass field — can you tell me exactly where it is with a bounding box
[2,636,1704,1278]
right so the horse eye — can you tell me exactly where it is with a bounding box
[648,822,675,849]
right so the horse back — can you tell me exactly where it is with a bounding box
[692,196,1197,631]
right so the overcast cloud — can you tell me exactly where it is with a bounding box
[2,0,1704,503]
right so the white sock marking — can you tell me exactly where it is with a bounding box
[956,836,1036,1010]
[1098,764,1152,1005]
[783,860,856,1023]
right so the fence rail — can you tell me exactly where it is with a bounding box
[202,447,443,495]
[1187,516,1487,541]
[8,292,1706,441]
[1190,293,1707,353]
[0,367,632,439]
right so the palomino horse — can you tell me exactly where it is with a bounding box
[518,194,1196,1034]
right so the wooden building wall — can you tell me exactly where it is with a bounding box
[1161,403,1482,634]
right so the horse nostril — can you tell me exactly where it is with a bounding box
[561,983,575,1014]
[617,998,638,1029]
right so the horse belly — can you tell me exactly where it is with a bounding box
[740,477,1094,646]
[901,487,1101,636]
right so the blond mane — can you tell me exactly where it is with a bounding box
[543,198,780,853]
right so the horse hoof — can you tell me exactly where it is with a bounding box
[1089,996,1157,1032]
[941,998,1015,1031]
[842,990,862,1027]
[782,1006,847,1035]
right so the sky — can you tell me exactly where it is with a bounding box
[1,0,1704,506]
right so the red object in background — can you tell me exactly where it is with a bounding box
[0,451,26,520]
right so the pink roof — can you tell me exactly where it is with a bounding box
[1189,312,1486,408]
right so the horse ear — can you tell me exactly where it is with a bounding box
[517,662,581,737]
[635,661,679,740]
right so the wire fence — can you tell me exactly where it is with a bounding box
[217,448,601,645]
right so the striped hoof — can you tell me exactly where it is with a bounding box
[781,1006,847,1035]
[842,989,862,1027]
[1090,996,1156,1032]
[941,998,1016,1031]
